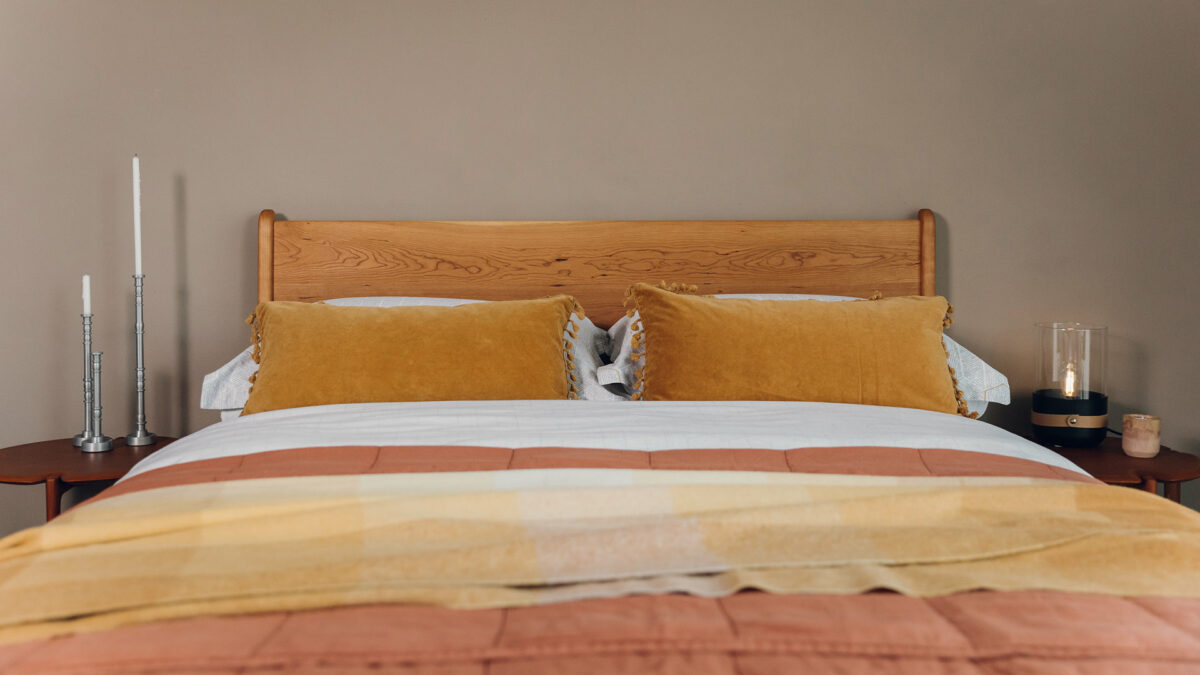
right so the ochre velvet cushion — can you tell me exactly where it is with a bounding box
[242,296,581,415]
[626,283,967,416]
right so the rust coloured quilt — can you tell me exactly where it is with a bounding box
[2,445,1200,674]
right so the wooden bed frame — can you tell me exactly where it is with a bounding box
[258,209,935,327]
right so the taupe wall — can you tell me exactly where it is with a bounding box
[2,0,1197,534]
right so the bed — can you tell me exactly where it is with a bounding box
[2,209,1199,673]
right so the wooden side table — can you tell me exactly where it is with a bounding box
[0,437,175,520]
[1044,436,1200,503]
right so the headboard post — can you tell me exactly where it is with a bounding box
[918,208,936,296]
[257,209,276,304]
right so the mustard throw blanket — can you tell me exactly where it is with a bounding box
[2,469,1199,644]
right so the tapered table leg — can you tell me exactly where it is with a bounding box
[1164,481,1182,503]
[45,476,64,521]
[1142,477,1158,496]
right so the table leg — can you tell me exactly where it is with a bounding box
[44,477,64,521]
[1164,481,1182,503]
[1142,477,1158,496]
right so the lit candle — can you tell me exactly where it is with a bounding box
[1062,362,1077,397]
[82,274,91,315]
[132,155,142,276]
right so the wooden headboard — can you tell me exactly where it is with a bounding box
[258,209,935,327]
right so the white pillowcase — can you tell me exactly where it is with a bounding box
[201,296,625,416]
[596,293,1010,416]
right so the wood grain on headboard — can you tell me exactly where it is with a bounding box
[259,209,935,327]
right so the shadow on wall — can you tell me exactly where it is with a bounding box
[243,210,273,311]
[1107,332,1149,424]
[934,211,951,301]
[175,174,190,434]
[984,396,1031,437]
[146,174,191,436]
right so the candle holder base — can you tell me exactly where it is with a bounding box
[1030,389,1108,448]
[80,435,113,453]
[125,430,157,446]
[72,433,87,447]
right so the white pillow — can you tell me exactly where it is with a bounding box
[201,296,625,415]
[596,293,1010,416]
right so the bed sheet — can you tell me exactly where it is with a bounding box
[127,400,1087,479]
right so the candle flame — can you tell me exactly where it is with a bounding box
[1063,363,1077,397]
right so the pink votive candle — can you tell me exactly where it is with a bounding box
[1122,414,1161,458]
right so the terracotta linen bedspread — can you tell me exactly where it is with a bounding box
[94,443,1099,502]
[5,592,1200,674]
[3,445,1200,674]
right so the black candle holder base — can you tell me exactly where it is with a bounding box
[1032,425,1107,448]
[1031,389,1108,448]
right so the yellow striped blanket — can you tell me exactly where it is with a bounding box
[1,466,1199,645]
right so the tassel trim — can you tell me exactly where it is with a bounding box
[940,301,975,419]
[623,281,700,309]
[654,281,699,295]
[562,300,587,400]
[243,307,265,409]
[630,312,647,400]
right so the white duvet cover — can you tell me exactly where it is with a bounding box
[125,401,1086,480]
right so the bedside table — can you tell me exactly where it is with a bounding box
[1044,436,1200,503]
[0,437,175,520]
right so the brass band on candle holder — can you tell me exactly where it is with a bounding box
[1030,411,1108,429]
[125,274,156,446]
[72,314,94,446]
[80,351,113,453]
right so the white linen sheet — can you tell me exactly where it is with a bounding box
[125,400,1087,480]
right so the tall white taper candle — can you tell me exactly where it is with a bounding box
[82,274,91,314]
[132,155,142,275]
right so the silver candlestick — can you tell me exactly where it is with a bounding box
[80,352,112,453]
[72,314,94,446]
[126,274,156,446]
